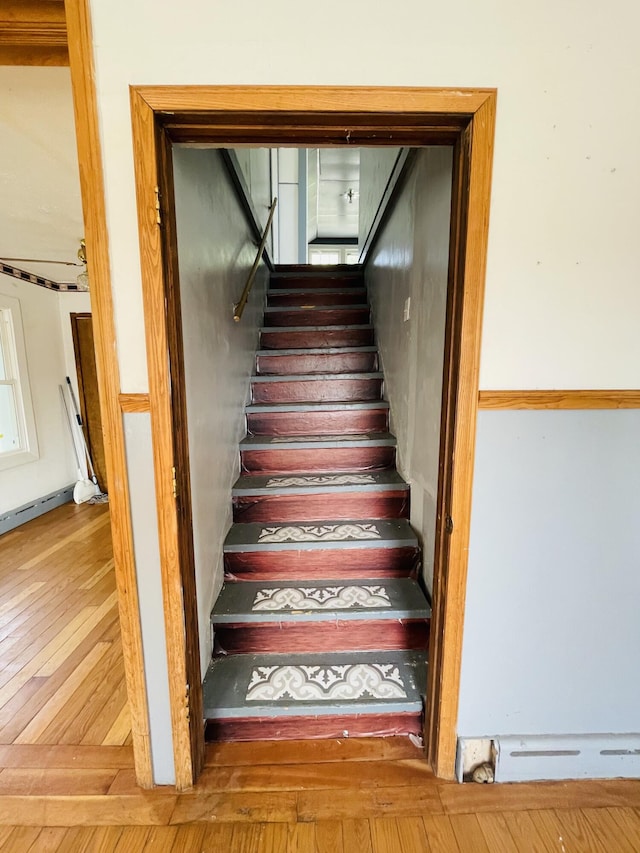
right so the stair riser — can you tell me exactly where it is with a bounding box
[260,329,374,349]
[240,447,395,474]
[224,546,420,581]
[247,409,389,436]
[252,378,382,404]
[206,712,422,742]
[267,291,367,307]
[270,275,363,290]
[264,308,370,327]
[256,352,377,375]
[232,491,409,523]
[214,621,429,654]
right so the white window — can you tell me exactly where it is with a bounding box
[308,246,361,265]
[0,295,39,470]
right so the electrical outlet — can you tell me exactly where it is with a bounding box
[403,297,411,322]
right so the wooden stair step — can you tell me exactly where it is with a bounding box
[223,518,420,580]
[203,649,426,741]
[211,578,430,653]
[270,267,364,290]
[256,346,378,376]
[232,470,409,522]
[260,325,374,349]
[246,400,389,437]
[267,288,368,307]
[239,431,396,474]
[263,306,370,327]
[251,372,383,404]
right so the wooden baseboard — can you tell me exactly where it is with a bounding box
[478,390,640,410]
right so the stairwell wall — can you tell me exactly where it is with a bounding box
[365,148,453,593]
[172,147,268,675]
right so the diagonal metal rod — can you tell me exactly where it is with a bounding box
[233,197,277,322]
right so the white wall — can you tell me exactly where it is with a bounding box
[0,274,88,513]
[359,147,402,254]
[85,0,640,781]
[173,148,267,676]
[367,149,453,591]
[88,0,640,393]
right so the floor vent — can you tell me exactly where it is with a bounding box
[494,734,640,782]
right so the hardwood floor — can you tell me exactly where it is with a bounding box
[0,505,639,849]
[0,503,130,747]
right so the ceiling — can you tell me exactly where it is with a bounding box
[0,66,84,284]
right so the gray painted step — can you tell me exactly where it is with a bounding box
[245,400,389,414]
[203,649,426,718]
[239,432,396,450]
[223,518,418,553]
[232,470,408,497]
[211,578,430,624]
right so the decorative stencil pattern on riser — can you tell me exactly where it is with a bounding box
[257,523,381,544]
[246,663,408,701]
[252,585,392,611]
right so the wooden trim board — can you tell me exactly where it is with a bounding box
[479,390,640,409]
[129,85,497,786]
[130,89,203,791]
[119,394,151,414]
[0,0,68,65]
[63,0,152,787]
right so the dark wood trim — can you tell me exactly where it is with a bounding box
[157,127,205,783]
[309,237,359,246]
[427,126,471,772]
[478,390,640,409]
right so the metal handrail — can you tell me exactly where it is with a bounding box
[233,197,277,322]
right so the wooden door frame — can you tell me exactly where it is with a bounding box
[129,85,496,787]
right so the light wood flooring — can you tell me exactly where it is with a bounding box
[0,502,130,747]
[0,505,639,850]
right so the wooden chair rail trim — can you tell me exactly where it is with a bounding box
[64,0,152,787]
[119,393,151,414]
[478,390,640,409]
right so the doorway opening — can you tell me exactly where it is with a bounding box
[129,87,496,787]
[0,65,132,768]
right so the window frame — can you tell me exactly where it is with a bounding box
[0,294,39,470]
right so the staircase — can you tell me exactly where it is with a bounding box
[203,265,431,742]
